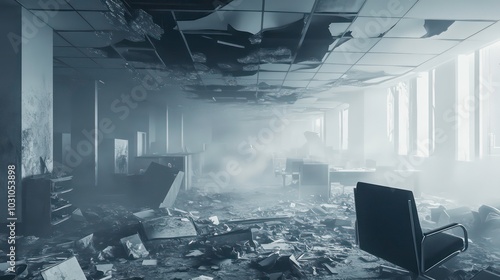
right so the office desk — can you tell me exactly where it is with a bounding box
[329,168,377,186]
[329,168,421,196]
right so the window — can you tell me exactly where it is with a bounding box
[314,116,324,141]
[416,72,430,157]
[387,89,395,143]
[456,52,475,161]
[430,69,436,154]
[480,41,500,157]
[340,108,349,150]
[137,131,147,156]
[397,82,410,155]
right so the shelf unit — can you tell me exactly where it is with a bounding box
[22,175,74,235]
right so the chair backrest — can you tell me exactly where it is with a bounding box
[354,182,423,274]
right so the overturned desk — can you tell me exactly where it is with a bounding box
[135,153,197,190]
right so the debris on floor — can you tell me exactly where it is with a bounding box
[5,184,499,279]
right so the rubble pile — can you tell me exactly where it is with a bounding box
[1,185,499,279]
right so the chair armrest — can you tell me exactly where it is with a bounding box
[423,223,468,251]
[420,223,468,273]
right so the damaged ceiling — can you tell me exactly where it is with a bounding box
[18,0,500,104]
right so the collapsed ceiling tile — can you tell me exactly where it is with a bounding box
[243,64,259,71]
[263,12,305,30]
[238,47,293,64]
[348,17,399,38]
[99,0,164,42]
[422,20,455,38]
[258,63,291,71]
[177,11,262,34]
[329,22,352,37]
[290,64,321,72]
[332,38,381,52]
[295,15,353,63]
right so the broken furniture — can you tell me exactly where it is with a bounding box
[135,153,195,190]
[354,182,468,280]
[22,175,74,235]
[280,158,303,187]
[126,162,179,207]
[40,256,86,280]
[300,163,330,200]
[140,215,197,240]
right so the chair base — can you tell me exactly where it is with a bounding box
[379,265,435,280]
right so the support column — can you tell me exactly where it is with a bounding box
[0,2,53,221]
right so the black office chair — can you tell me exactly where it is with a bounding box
[354,182,468,280]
